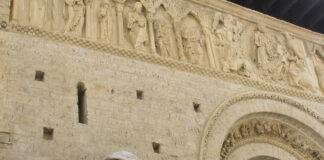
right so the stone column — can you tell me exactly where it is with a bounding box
[174,20,186,61]
[85,0,93,39]
[11,0,23,24]
[114,0,126,46]
[11,0,18,23]
[146,12,156,54]
[203,27,216,68]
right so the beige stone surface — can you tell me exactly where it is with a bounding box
[0,0,324,160]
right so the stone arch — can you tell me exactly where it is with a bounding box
[229,143,297,160]
[199,92,324,160]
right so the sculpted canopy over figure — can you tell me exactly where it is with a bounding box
[98,0,112,43]
[29,0,48,28]
[64,0,85,36]
[127,2,149,51]
[181,27,205,65]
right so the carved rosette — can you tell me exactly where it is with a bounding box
[220,118,324,160]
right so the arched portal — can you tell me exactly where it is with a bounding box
[199,92,324,160]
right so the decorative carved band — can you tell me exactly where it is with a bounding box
[220,118,324,160]
[199,92,324,160]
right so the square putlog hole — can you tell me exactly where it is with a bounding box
[136,90,144,100]
[43,127,53,140]
[35,71,45,81]
[152,142,161,153]
[193,102,200,112]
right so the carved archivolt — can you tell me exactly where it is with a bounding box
[199,92,324,160]
[220,118,324,160]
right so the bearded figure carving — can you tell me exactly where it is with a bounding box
[181,27,205,65]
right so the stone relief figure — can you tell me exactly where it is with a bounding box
[254,25,272,71]
[29,0,48,28]
[181,27,205,65]
[213,14,252,77]
[64,0,85,36]
[154,19,174,57]
[283,32,317,93]
[267,44,288,82]
[127,2,149,51]
[98,0,112,43]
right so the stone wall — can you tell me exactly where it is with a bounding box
[0,0,324,160]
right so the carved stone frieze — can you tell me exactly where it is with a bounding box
[6,0,324,100]
[220,118,324,160]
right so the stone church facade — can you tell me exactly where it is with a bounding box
[0,0,324,160]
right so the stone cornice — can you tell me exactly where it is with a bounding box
[1,21,324,105]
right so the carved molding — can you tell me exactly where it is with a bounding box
[199,92,324,160]
[220,118,324,160]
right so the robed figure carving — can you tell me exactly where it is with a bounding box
[154,19,174,57]
[64,0,85,36]
[127,2,149,51]
[181,27,205,65]
[98,0,112,43]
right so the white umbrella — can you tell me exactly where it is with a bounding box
[104,151,140,160]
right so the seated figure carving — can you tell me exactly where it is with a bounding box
[213,13,252,77]
[283,32,317,93]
